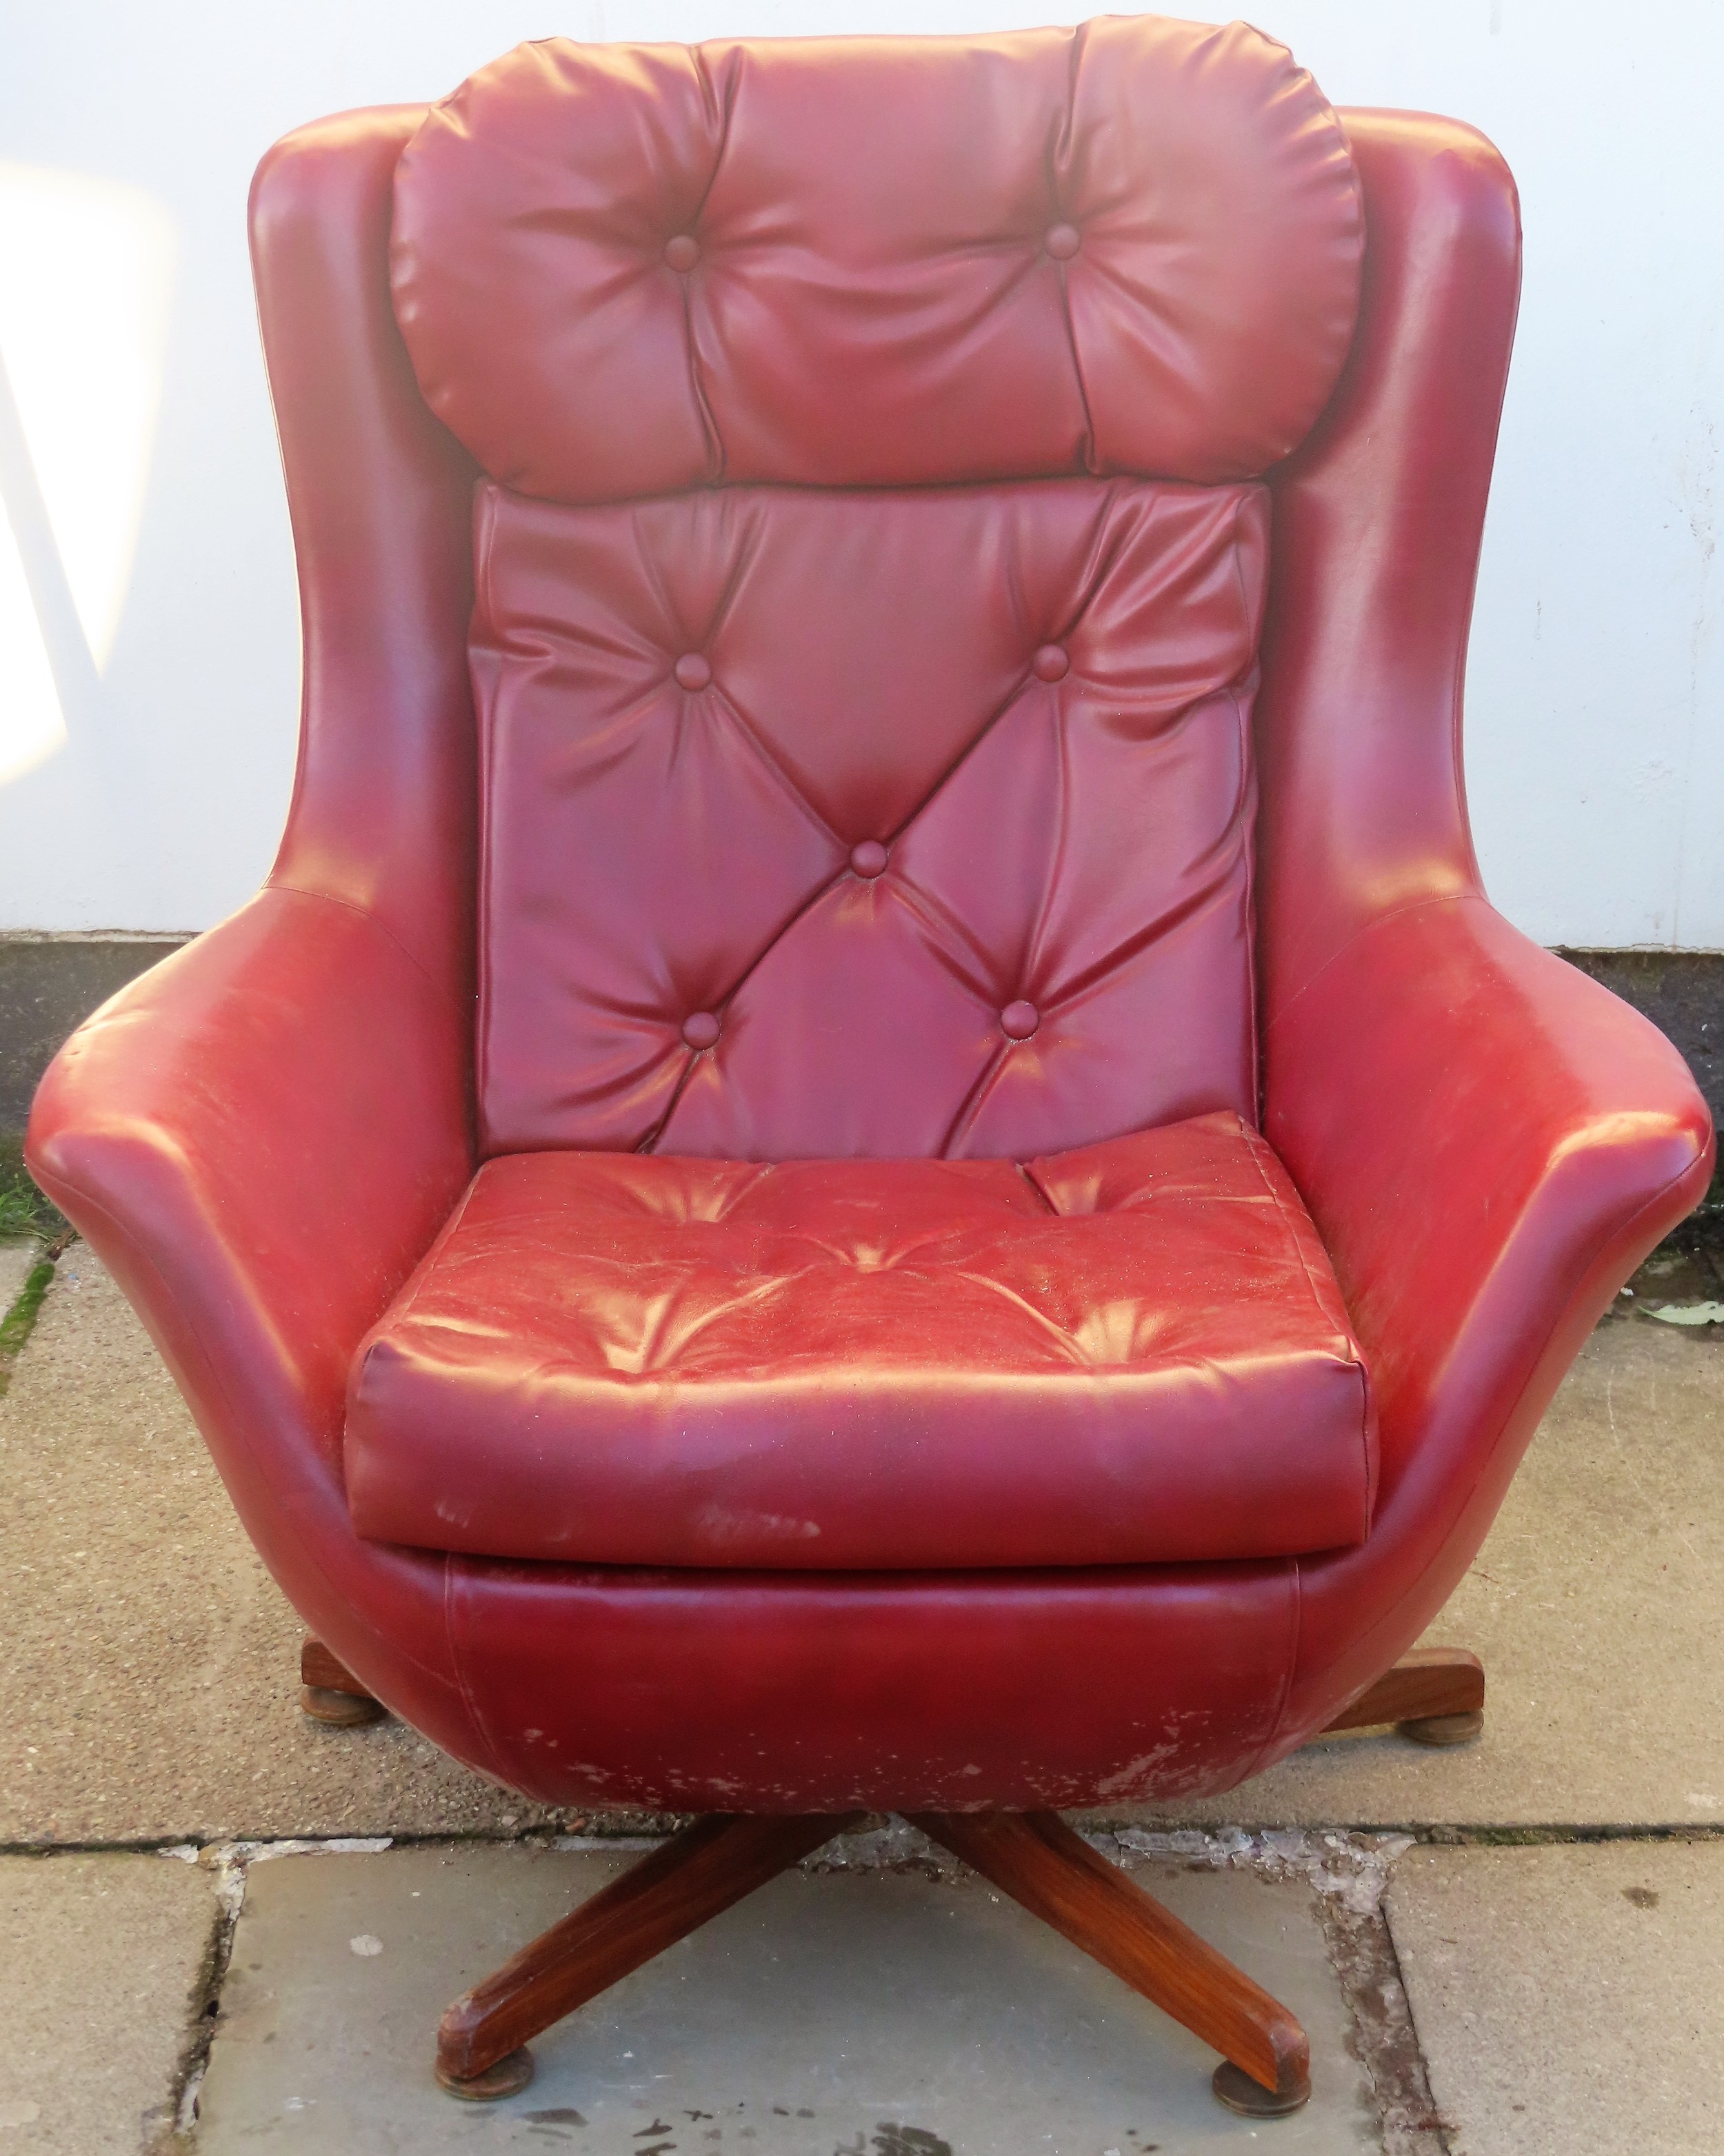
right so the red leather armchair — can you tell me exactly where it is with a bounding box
[27,14,1712,2119]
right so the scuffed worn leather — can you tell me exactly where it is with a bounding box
[392,19,1362,501]
[474,476,1265,1157]
[346,1114,1375,1569]
[26,58,1716,1815]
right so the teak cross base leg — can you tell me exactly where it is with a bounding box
[299,1638,386,1727]
[910,1812,1310,2116]
[1317,1646,1485,1747]
[436,1813,865,2097]
[434,1809,1310,2117]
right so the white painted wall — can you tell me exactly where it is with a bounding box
[1,0,1720,945]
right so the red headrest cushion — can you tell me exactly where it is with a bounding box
[390,15,1363,503]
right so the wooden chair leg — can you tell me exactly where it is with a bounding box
[1318,1646,1485,1746]
[435,1811,865,2099]
[299,1637,385,1727]
[910,1810,1310,2117]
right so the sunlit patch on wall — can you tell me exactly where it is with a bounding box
[0,161,176,782]
[0,496,63,783]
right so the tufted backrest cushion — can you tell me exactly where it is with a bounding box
[473,475,1267,1160]
[390,18,1363,501]
[395,17,1361,1161]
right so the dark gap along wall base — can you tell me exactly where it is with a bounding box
[3,937,1722,1214]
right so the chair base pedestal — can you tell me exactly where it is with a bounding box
[432,1809,1311,2116]
[288,1636,1485,2113]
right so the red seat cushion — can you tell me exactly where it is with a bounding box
[345,1112,1376,1569]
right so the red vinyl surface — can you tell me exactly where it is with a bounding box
[25,35,1716,1814]
[474,476,1266,1158]
[391,19,1361,501]
[346,1115,1374,1569]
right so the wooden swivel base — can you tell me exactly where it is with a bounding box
[433,1808,1313,2115]
[299,1640,1484,2117]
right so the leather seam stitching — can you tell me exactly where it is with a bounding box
[1240,1558,1302,1783]
[1240,1122,1374,1518]
[263,881,466,1020]
[1231,490,1264,1123]
[472,482,501,1121]
[1263,890,1482,1039]
[442,1557,512,1786]
[1270,1145,1709,1759]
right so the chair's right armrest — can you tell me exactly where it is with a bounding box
[26,885,474,1524]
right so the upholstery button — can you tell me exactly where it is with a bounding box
[1045,221,1081,260]
[1001,1000,1040,1041]
[681,1011,721,1051]
[1032,644,1070,682]
[674,652,712,691]
[849,839,889,879]
[663,233,701,272]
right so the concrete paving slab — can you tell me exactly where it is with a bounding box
[1112,1320,1724,1831]
[0,1239,43,1313]
[193,1841,1376,2155]
[1385,1840,1724,2156]
[4,1249,1721,1841]
[0,1850,217,2153]
[0,1251,568,1844]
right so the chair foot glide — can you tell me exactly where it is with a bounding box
[436,2046,534,2101]
[299,1638,385,1726]
[1212,2059,1312,2117]
[1318,1646,1485,1746]
[910,1811,1311,2116]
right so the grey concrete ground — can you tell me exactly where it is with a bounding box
[0,1851,217,2153]
[1,1245,1721,2153]
[1387,1842,1724,2156]
[0,1239,41,1312]
[193,1840,1378,2154]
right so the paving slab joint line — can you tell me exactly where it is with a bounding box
[149,1838,394,2142]
[9,1817,1724,1865]
[144,1826,1452,2150]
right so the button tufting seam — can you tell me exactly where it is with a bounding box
[681,42,738,485]
[652,638,1079,1110]
[1055,20,1099,476]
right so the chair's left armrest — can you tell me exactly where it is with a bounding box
[1264,893,1713,1519]
[26,885,474,1513]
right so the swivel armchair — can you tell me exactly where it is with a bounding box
[28,14,1712,2119]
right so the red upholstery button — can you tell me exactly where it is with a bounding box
[1001,1000,1039,1041]
[663,233,701,272]
[850,840,889,879]
[681,1011,721,1051]
[1032,644,1070,681]
[1045,222,1081,260]
[674,652,712,690]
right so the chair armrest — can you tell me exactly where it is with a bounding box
[1264,893,1713,1518]
[26,887,474,1511]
